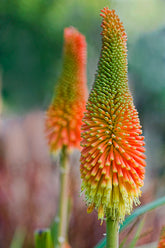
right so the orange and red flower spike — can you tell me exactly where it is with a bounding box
[46,27,87,152]
[158,226,165,248]
[80,8,146,223]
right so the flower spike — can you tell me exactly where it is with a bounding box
[80,8,146,223]
[46,27,87,152]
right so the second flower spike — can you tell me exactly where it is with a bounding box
[46,27,87,153]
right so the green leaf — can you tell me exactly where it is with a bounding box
[94,196,165,248]
[129,217,145,248]
[34,228,53,248]
[119,236,128,248]
[119,219,139,248]
[120,196,165,232]
[50,216,59,246]
[10,227,26,248]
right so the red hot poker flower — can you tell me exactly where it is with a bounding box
[158,226,165,248]
[80,8,146,222]
[46,27,87,152]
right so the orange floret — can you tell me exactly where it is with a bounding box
[158,226,165,248]
[80,8,146,222]
[46,27,87,152]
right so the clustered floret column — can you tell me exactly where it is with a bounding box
[80,8,146,248]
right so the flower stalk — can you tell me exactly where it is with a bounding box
[57,146,69,247]
[106,218,119,248]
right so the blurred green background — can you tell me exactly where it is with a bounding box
[1,0,165,112]
[1,0,165,174]
[0,0,165,247]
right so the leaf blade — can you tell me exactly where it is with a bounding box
[94,196,165,248]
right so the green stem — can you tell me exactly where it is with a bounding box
[57,145,69,248]
[106,218,119,248]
